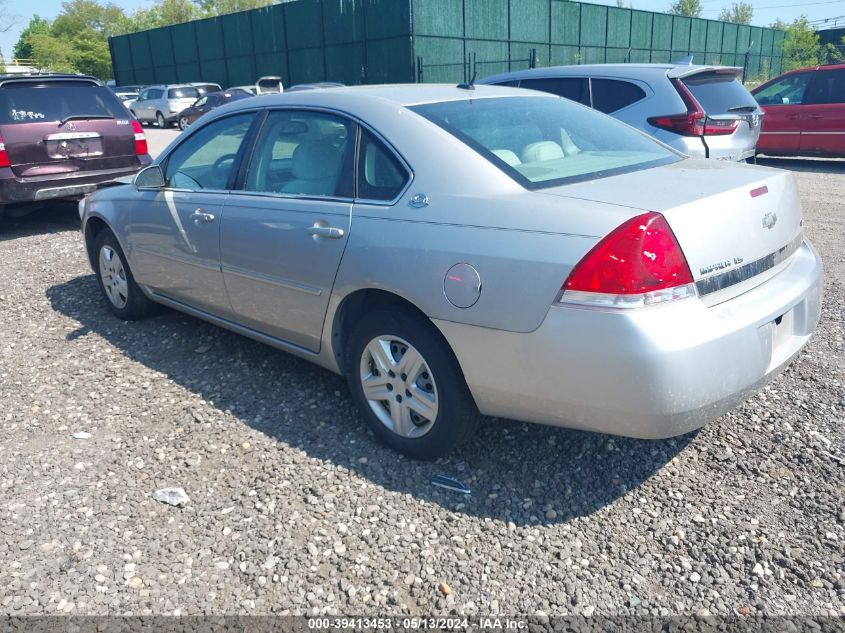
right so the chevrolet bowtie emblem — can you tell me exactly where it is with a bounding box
[762,212,778,229]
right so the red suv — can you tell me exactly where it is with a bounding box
[752,63,845,157]
[0,74,151,228]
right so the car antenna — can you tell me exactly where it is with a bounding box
[457,70,477,91]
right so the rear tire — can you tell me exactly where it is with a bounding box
[178,116,189,131]
[93,229,156,321]
[345,309,480,460]
[156,112,166,128]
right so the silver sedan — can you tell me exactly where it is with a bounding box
[79,84,822,459]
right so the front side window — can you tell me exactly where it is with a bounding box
[164,113,254,190]
[245,110,353,197]
[519,77,590,105]
[193,97,208,108]
[804,69,845,105]
[410,96,679,189]
[357,130,410,201]
[590,79,646,113]
[753,73,812,106]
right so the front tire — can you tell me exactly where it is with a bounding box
[345,310,480,459]
[156,112,166,128]
[93,230,155,321]
[178,116,189,131]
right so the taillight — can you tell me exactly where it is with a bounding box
[131,119,148,156]
[0,134,10,168]
[560,212,696,309]
[648,79,738,137]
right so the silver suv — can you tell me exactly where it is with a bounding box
[481,64,763,162]
[130,84,201,128]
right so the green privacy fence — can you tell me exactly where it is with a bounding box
[109,0,785,88]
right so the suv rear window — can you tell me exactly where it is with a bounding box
[169,87,199,99]
[0,81,125,124]
[410,96,679,189]
[682,72,758,114]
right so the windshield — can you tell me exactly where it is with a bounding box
[0,82,125,125]
[410,96,680,189]
[682,72,759,113]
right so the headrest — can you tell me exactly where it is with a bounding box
[521,141,565,163]
[292,141,341,180]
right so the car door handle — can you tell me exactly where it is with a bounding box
[786,114,800,120]
[807,114,823,119]
[190,208,216,223]
[307,225,345,239]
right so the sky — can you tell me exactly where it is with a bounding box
[2,0,844,64]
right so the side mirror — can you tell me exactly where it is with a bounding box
[134,164,166,189]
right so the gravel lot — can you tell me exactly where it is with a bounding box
[0,153,843,617]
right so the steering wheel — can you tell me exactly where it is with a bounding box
[212,153,238,176]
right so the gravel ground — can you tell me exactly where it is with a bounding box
[0,158,843,617]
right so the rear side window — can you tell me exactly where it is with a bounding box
[169,87,199,99]
[590,79,646,113]
[519,77,590,105]
[682,72,757,114]
[805,69,845,105]
[0,82,125,124]
[357,130,410,202]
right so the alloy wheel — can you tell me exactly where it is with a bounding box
[98,245,129,309]
[179,117,188,131]
[359,335,439,438]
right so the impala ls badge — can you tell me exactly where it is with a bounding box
[762,212,778,230]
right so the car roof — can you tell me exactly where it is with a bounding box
[0,73,101,88]
[481,63,742,83]
[252,83,548,107]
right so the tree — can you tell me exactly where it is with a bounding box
[719,2,753,25]
[669,0,701,18]
[51,0,132,40]
[779,16,821,70]
[70,28,113,78]
[0,0,19,34]
[13,15,50,60]
[193,0,272,17]
[29,33,77,73]
[131,0,200,30]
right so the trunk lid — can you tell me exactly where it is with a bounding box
[540,159,803,303]
[0,80,139,177]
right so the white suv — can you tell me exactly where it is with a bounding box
[130,84,201,128]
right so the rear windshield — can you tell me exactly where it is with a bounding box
[169,87,199,99]
[682,72,758,114]
[0,82,125,124]
[410,96,679,189]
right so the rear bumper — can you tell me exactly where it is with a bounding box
[434,239,823,439]
[0,160,150,205]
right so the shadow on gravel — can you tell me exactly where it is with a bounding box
[47,274,694,526]
[0,201,80,242]
[756,156,845,174]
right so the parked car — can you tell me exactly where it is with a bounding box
[752,63,845,158]
[177,90,252,130]
[226,86,257,96]
[0,73,150,228]
[481,64,763,162]
[130,84,201,127]
[189,82,222,96]
[285,82,345,92]
[79,84,821,458]
[255,76,284,94]
[110,84,144,106]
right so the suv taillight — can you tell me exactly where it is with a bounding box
[131,119,148,155]
[560,212,696,309]
[648,79,738,137]
[0,135,10,168]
